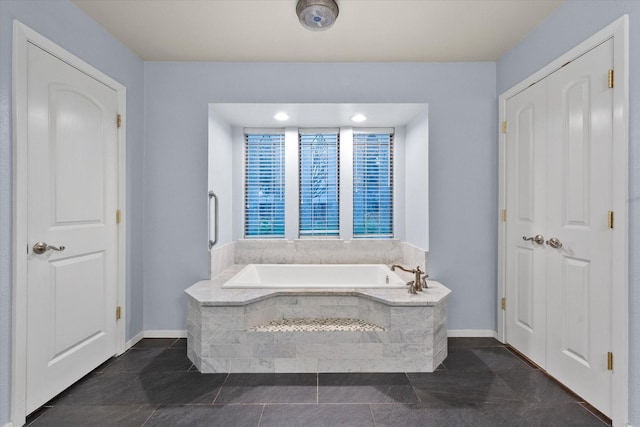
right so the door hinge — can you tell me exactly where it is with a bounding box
[501,121,507,134]
[117,114,122,128]
[501,297,506,311]
[608,70,614,88]
[607,211,614,229]
[502,209,507,222]
[116,306,122,321]
[116,209,121,224]
[607,352,613,370]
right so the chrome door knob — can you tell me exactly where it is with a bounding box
[32,242,66,255]
[522,235,545,244]
[546,237,563,249]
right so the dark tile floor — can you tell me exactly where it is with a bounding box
[25,338,610,426]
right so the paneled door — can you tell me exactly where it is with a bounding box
[505,38,614,416]
[544,38,614,416]
[504,80,548,368]
[25,42,119,413]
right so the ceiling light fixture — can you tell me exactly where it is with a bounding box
[296,0,339,31]
[274,112,290,121]
[350,114,367,123]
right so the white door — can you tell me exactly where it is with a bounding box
[504,80,548,368]
[545,38,614,416]
[504,38,614,416]
[26,42,119,413]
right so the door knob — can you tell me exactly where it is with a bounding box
[522,235,545,244]
[32,242,65,255]
[546,237,563,249]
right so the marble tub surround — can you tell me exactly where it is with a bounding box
[212,240,429,279]
[210,241,235,277]
[186,265,450,373]
[234,239,405,265]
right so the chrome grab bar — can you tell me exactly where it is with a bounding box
[208,191,218,249]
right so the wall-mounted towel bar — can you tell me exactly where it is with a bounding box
[208,191,218,249]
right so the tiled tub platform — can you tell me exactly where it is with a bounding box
[185,266,451,373]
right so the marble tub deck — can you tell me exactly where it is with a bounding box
[186,265,451,374]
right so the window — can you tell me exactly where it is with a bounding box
[353,131,394,238]
[299,130,339,237]
[244,133,285,237]
[243,128,394,240]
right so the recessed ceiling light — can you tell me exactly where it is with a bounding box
[274,112,290,121]
[350,114,367,123]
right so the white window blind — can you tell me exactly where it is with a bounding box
[299,130,339,237]
[244,133,285,238]
[353,131,393,238]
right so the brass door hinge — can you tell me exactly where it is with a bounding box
[501,121,507,134]
[116,209,121,224]
[117,114,122,128]
[607,352,613,370]
[608,211,614,229]
[502,209,507,222]
[501,297,506,311]
[116,306,122,320]
[608,70,614,88]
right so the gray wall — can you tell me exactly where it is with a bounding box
[0,1,145,423]
[143,62,498,331]
[496,1,640,422]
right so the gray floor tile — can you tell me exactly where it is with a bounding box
[34,339,610,427]
[371,403,484,427]
[52,371,226,405]
[144,404,263,427]
[408,370,522,404]
[131,338,178,349]
[443,346,532,372]
[215,373,317,404]
[101,348,192,373]
[477,402,610,426]
[27,405,155,427]
[448,337,505,348]
[169,338,188,348]
[318,373,419,404]
[495,368,582,403]
[259,404,374,427]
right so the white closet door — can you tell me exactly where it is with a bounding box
[504,80,548,368]
[545,38,614,416]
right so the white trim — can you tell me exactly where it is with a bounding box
[143,330,188,339]
[447,329,497,338]
[3,422,14,427]
[497,15,628,426]
[125,330,187,350]
[11,21,127,427]
[125,331,145,350]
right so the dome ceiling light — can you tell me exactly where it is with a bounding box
[296,0,339,31]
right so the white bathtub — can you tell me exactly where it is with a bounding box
[223,264,408,289]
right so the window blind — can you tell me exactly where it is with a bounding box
[244,133,285,238]
[353,131,393,238]
[299,130,339,237]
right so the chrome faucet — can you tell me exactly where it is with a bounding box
[391,265,428,294]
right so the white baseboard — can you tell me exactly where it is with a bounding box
[447,329,497,338]
[144,330,187,338]
[125,330,145,350]
[4,422,14,427]
[123,330,187,351]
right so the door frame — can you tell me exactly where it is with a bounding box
[497,16,628,426]
[11,21,127,426]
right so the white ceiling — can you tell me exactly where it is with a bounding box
[71,0,565,62]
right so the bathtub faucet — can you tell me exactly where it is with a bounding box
[391,265,428,294]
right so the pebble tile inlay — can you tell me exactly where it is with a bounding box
[248,318,385,332]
